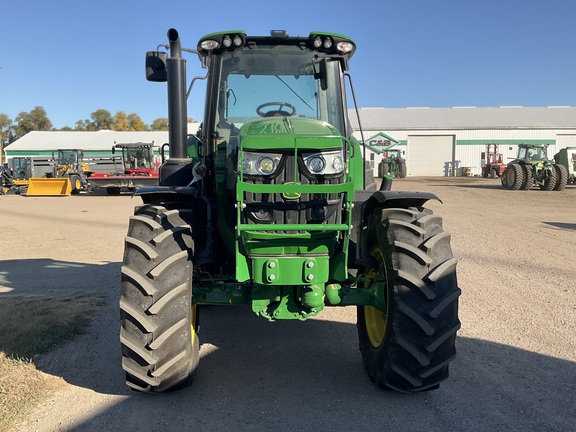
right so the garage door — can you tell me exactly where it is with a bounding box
[407,135,454,176]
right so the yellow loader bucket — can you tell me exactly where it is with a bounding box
[26,178,72,196]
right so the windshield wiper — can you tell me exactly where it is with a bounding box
[275,75,314,111]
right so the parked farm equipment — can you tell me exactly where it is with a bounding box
[24,149,91,196]
[481,143,506,178]
[1,157,33,194]
[554,147,576,185]
[378,148,407,178]
[501,143,567,191]
[89,142,159,195]
[119,28,460,394]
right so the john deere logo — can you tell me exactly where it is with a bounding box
[282,182,301,200]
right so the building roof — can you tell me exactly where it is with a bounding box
[349,106,576,130]
[5,131,170,152]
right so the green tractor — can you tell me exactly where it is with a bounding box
[378,148,407,178]
[120,28,460,393]
[554,147,576,185]
[501,143,568,191]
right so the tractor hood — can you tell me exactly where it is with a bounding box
[239,117,344,151]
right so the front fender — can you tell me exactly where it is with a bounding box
[351,189,442,266]
[133,185,201,203]
[354,190,441,222]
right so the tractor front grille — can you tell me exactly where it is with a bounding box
[242,155,343,226]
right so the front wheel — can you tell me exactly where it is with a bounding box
[70,174,82,194]
[120,203,200,392]
[357,206,461,392]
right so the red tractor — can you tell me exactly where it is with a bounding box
[481,144,506,178]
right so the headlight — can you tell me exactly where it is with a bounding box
[303,150,345,175]
[200,39,220,50]
[241,151,282,176]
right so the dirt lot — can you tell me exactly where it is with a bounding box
[1,177,575,431]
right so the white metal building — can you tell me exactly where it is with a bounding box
[350,106,576,176]
[4,130,171,176]
[5,109,576,178]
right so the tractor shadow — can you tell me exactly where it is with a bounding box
[541,221,576,231]
[3,258,575,431]
[61,305,576,432]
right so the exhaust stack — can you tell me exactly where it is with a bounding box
[160,28,193,185]
[166,28,187,159]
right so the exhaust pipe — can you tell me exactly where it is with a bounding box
[166,28,187,159]
[160,28,193,185]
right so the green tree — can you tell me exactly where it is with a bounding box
[0,113,12,145]
[150,117,169,131]
[74,119,90,131]
[127,113,148,131]
[0,113,13,162]
[14,106,52,139]
[113,111,129,131]
[91,109,113,130]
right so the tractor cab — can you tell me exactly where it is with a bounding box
[12,157,32,181]
[54,149,92,178]
[517,144,549,162]
[112,142,155,174]
[383,149,403,160]
[526,147,546,161]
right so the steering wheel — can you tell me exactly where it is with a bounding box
[256,102,297,117]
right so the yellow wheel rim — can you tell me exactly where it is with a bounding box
[365,247,388,347]
[191,305,198,344]
[365,305,386,347]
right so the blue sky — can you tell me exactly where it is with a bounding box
[1,0,574,129]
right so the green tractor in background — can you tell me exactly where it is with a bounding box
[119,28,460,394]
[502,143,568,191]
[378,148,407,178]
[554,147,576,185]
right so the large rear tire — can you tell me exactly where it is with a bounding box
[398,161,407,178]
[504,164,523,190]
[553,164,568,191]
[357,206,461,392]
[120,203,200,392]
[520,164,533,190]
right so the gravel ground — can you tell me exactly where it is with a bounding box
[2,177,575,432]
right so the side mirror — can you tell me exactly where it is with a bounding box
[145,51,168,82]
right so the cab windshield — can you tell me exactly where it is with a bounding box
[124,147,152,169]
[58,150,79,165]
[212,45,346,147]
